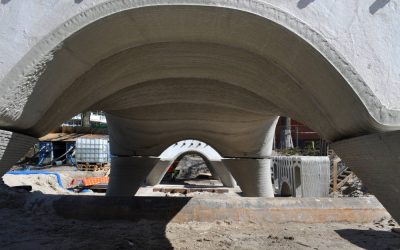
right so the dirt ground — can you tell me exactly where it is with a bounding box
[1,167,400,249]
[0,203,399,250]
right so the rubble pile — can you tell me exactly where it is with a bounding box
[176,155,211,180]
[338,174,370,197]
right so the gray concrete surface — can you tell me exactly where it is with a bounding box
[106,156,160,196]
[0,1,400,220]
[0,129,37,173]
[209,161,237,188]
[223,158,274,197]
[145,160,172,186]
[331,131,400,224]
[273,156,330,197]
[1,1,400,135]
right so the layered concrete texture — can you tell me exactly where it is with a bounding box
[0,1,400,220]
[0,130,37,173]
[107,156,160,196]
[272,156,330,197]
[331,131,400,225]
[223,158,274,197]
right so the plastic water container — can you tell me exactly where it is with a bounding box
[75,138,110,163]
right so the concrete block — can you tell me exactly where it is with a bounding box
[272,156,330,197]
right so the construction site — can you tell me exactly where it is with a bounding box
[1,1,400,249]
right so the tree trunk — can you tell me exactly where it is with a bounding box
[280,117,294,149]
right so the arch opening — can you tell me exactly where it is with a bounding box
[280,182,292,197]
[159,152,219,186]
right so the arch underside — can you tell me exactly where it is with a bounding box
[0,4,396,156]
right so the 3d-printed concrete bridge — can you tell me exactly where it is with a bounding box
[0,0,399,221]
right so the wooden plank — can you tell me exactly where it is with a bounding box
[332,158,339,192]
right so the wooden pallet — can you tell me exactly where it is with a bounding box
[77,163,110,172]
[330,170,353,190]
[89,184,108,193]
[153,187,229,194]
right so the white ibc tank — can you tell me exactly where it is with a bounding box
[75,138,110,163]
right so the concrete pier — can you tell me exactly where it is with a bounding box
[332,131,400,224]
[106,156,159,196]
[223,158,274,197]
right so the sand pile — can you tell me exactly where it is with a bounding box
[2,173,72,194]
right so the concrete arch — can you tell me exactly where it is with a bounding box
[1,1,398,140]
[1,1,400,221]
[158,140,223,162]
[145,139,237,188]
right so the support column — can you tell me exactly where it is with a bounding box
[222,158,274,197]
[0,129,37,176]
[106,156,159,196]
[206,162,219,181]
[145,160,171,186]
[220,116,278,197]
[331,131,400,222]
[209,160,237,188]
